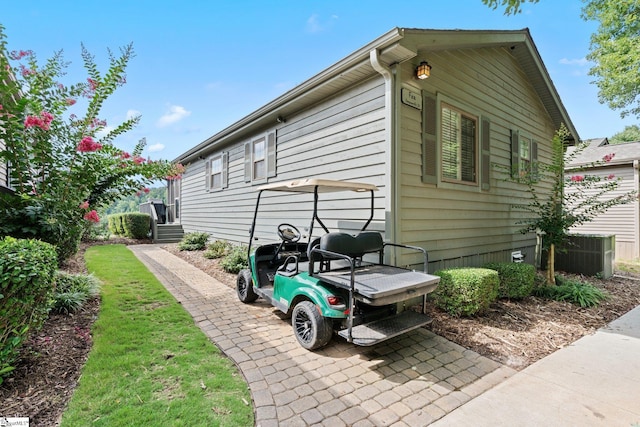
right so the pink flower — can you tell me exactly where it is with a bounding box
[143,187,150,194]
[66,98,77,106]
[133,156,145,165]
[607,174,616,180]
[9,49,33,60]
[119,151,131,159]
[77,136,103,152]
[24,111,53,131]
[570,175,585,182]
[20,65,35,77]
[83,210,100,223]
[79,201,90,209]
[602,153,615,163]
[87,78,99,91]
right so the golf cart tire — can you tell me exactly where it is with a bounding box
[292,301,333,350]
[237,269,258,303]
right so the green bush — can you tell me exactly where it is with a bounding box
[52,271,101,314]
[0,237,58,383]
[203,240,231,259]
[220,245,248,274]
[107,214,120,235]
[534,276,609,308]
[432,268,499,317]
[122,213,151,239]
[178,232,210,251]
[483,262,536,299]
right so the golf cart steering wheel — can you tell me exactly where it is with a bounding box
[277,223,301,243]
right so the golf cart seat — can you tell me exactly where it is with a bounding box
[319,231,384,262]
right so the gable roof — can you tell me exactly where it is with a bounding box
[567,138,640,168]
[176,27,579,163]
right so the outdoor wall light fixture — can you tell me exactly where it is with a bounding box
[416,61,432,79]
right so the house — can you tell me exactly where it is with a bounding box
[566,138,640,261]
[172,27,580,271]
[0,53,17,195]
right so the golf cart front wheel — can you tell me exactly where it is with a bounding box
[292,301,333,350]
[237,269,258,303]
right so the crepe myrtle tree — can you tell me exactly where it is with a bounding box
[0,25,184,261]
[511,125,637,284]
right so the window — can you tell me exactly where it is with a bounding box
[205,152,228,192]
[441,103,477,184]
[244,130,276,182]
[510,130,538,179]
[253,137,266,180]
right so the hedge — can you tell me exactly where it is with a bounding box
[122,213,151,239]
[432,268,499,317]
[0,237,58,383]
[483,262,536,299]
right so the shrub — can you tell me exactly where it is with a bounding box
[178,232,210,251]
[220,245,248,274]
[107,214,121,235]
[122,213,151,239]
[483,262,536,299]
[52,271,101,314]
[534,276,609,308]
[82,220,111,242]
[432,268,499,317]
[0,237,58,383]
[203,240,231,259]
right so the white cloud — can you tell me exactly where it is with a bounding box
[306,14,338,33]
[147,143,165,152]
[559,57,589,67]
[127,109,141,120]
[157,104,191,127]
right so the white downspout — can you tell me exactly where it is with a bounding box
[634,160,639,259]
[370,49,399,264]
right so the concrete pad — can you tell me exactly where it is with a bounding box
[432,307,640,427]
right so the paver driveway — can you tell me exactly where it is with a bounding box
[130,245,515,426]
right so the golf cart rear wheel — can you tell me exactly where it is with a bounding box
[237,269,258,303]
[292,301,333,350]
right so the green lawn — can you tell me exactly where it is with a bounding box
[61,244,253,426]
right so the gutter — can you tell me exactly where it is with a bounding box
[370,48,400,261]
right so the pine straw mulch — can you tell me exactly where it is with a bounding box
[1,239,639,426]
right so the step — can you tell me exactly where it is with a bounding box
[337,310,433,346]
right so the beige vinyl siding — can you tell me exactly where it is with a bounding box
[398,46,556,268]
[569,164,639,260]
[179,76,388,245]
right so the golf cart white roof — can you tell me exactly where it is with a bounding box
[257,178,378,193]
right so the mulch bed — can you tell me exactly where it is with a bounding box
[1,240,639,425]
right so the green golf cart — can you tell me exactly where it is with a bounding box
[236,178,440,350]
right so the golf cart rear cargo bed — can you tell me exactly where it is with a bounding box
[337,310,433,346]
[315,264,440,306]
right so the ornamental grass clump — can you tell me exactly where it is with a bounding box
[432,268,499,317]
[52,271,101,314]
[534,275,609,308]
[177,232,210,251]
[483,262,536,299]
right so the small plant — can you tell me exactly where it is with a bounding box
[483,262,536,299]
[204,240,231,259]
[220,245,248,274]
[178,232,210,251]
[432,268,499,317]
[52,272,101,314]
[534,275,609,308]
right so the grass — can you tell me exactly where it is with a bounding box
[60,244,253,427]
[616,259,640,276]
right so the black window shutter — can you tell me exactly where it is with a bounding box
[267,130,276,178]
[422,92,437,185]
[205,158,211,191]
[222,151,229,189]
[244,141,252,182]
[481,117,491,191]
[510,129,520,178]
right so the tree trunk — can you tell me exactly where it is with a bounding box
[547,243,556,285]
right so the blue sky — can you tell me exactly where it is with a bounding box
[3,0,636,162]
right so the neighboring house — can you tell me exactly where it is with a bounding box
[566,138,640,261]
[172,27,579,270]
[0,53,17,195]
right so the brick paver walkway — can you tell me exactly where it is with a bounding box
[130,245,515,426]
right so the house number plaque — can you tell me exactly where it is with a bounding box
[401,88,422,110]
